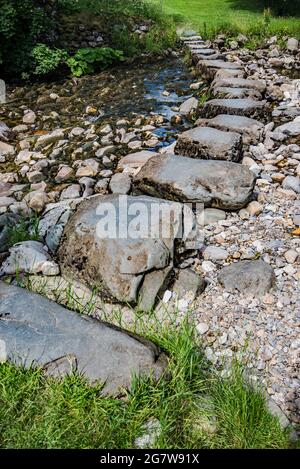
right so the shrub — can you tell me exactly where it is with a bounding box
[0,0,60,77]
[66,47,124,77]
[32,44,68,76]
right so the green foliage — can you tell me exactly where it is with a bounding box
[7,215,40,247]
[66,47,124,77]
[0,318,290,449]
[32,44,68,76]
[0,0,60,77]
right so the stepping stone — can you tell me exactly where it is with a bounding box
[58,194,183,306]
[133,153,256,210]
[211,87,262,100]
[195,114,265,145]
[197,60,243,80]
[189,48,216,55]
[0,281,167,394]
[212,77,266,93]
[192,53,223,63]
[201,98,269,120]
[215,69,245,79]
[175,126,243,162]
[218,260,276,297]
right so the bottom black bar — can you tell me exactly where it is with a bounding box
[0,449,295,467]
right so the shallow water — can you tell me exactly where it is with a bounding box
[5,57,194,128]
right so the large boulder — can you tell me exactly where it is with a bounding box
[218,260,276,297]
[175,126,243,161]
[58,194,184,307]
[0,282,167,394]
[133,153,256,210]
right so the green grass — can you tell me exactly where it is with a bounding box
[0,318,291,449]
[7,214,40,247]
[161,0,300,38]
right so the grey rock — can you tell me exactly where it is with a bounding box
[274,120,300,138]
[45,224,65,254]
[179,97,198,116]
[172,268,206,300]
[133,153,256,210]
[197,60,243,80]
[117,151,158,172]
[109,173,132,194]
[195,114,264,145]
[282,176,300,193]
[212,87,262,100]
[212,77,266,93]
[267,398,290,429]
[203,246,229,261]
[134,418,162,449]
[138,266,172,312]
[202,99,269,120]
[287,38,299,52]
[175,126,243,161]
[218,260,276,297]
[58,194,183,305]
[60,184,81,200]
[0,241,59,276]
[0,282,167,395]
[203,208,226,225]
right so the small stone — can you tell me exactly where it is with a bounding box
[196,322,209,335]
[284,249,298,264]
[55,166,74,183]
[86,105,97,115]
[203,246,229,261]
[162,290,172,303]
[60,184,81,200]
[201,260,216,273]
[282,176,300,194]
[23,110,37,124]
[109,173,131,194]
[246,201,263,216]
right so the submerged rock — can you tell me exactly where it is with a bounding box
[0,281,167,395]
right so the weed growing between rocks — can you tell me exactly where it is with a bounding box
[0,318,291,449]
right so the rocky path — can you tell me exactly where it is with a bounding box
[0,34,299,428]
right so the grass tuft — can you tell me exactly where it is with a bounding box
[0,318,291,449]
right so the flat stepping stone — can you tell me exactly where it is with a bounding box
[215,68,245,79]
[212,77,266,93]
[197,60,243,80]
[133,153,256,210]
[175,126,243,162]
[0,282,167,394]
[202,98,269,120]
[212,87,262,100]
[189,48,216,55]
[195,114,264,145]
[218,260,275,297]
[192,52,223,64]
[58,194,183,306]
